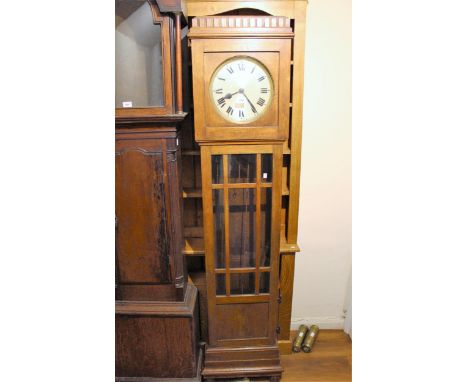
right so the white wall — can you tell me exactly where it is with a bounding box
[291,0,352,329]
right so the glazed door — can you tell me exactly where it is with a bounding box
[201,144,283,347]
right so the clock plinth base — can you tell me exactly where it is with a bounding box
[202,344,283,381]
[115,284,202,381]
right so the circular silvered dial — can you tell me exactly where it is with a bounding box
[209,57,274,124]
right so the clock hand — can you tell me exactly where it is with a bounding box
[224,90,241,99]
[242,92,258,114]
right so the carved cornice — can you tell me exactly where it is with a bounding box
[115,148,164,156]
[193,15,290,28]
[189,15,293,38]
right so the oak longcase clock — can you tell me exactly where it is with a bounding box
[189,15,293,381]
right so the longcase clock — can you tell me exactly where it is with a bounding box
[189,15,293,381]
[115,1,201,380]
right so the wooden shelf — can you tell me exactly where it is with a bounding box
[182,150,201,156]
[280,235,300,253]
[182,233,299,256]
[183,237,205,256]
[183,188,202,198]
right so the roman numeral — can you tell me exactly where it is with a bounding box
[226,106,234,115]
[257,97,266,107]
[238,63,245,71]
[215,89,223,94]
[217,97,226,107]
[250,66,256,74]
[218,77,226,81]
[239,110,245,118]
[227,66,234,74]
[258,76,265,82]
[261,88,269,94]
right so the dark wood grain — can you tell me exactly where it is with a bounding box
[116,123,186,299]
[116,149,170,284]
[115,276,201,381]
[115,115,201,379]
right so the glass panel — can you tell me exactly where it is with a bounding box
[213,189,225,268]
[260,272,270,294]
[229,188,256,268]
[260,188,272,267]
[115,0,164,108]
[261,154,273,183]
[212,155,223,184]
[216,274,226,295]
[228,154,256,183]
[231,273,255,295]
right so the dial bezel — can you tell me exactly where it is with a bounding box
[208,56,275,125]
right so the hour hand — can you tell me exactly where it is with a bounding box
[224,90,240,99]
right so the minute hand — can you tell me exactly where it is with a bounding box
[243,92,258,114]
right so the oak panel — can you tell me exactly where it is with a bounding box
[214,303,269,340]
[116,149,170,284]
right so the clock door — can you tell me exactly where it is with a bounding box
[201,144,283,347]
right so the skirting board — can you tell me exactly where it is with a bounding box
[290,316,344,330]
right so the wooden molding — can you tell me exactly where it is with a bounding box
[203,344,282,379]
[116,113,187,126]
[115,283,197,316]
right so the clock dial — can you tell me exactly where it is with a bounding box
[209,57,274,124]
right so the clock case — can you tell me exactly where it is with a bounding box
[189,17,293,143]
[188,15,293,381]
[115,1,202,380]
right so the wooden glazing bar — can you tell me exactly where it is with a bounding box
[215,294,270,305]
[214,267,271,274]
[222,154,230,296]
[212,182,273,190]
[212,183,255,189]
[255,153,261,294]
[209,145,273,155]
